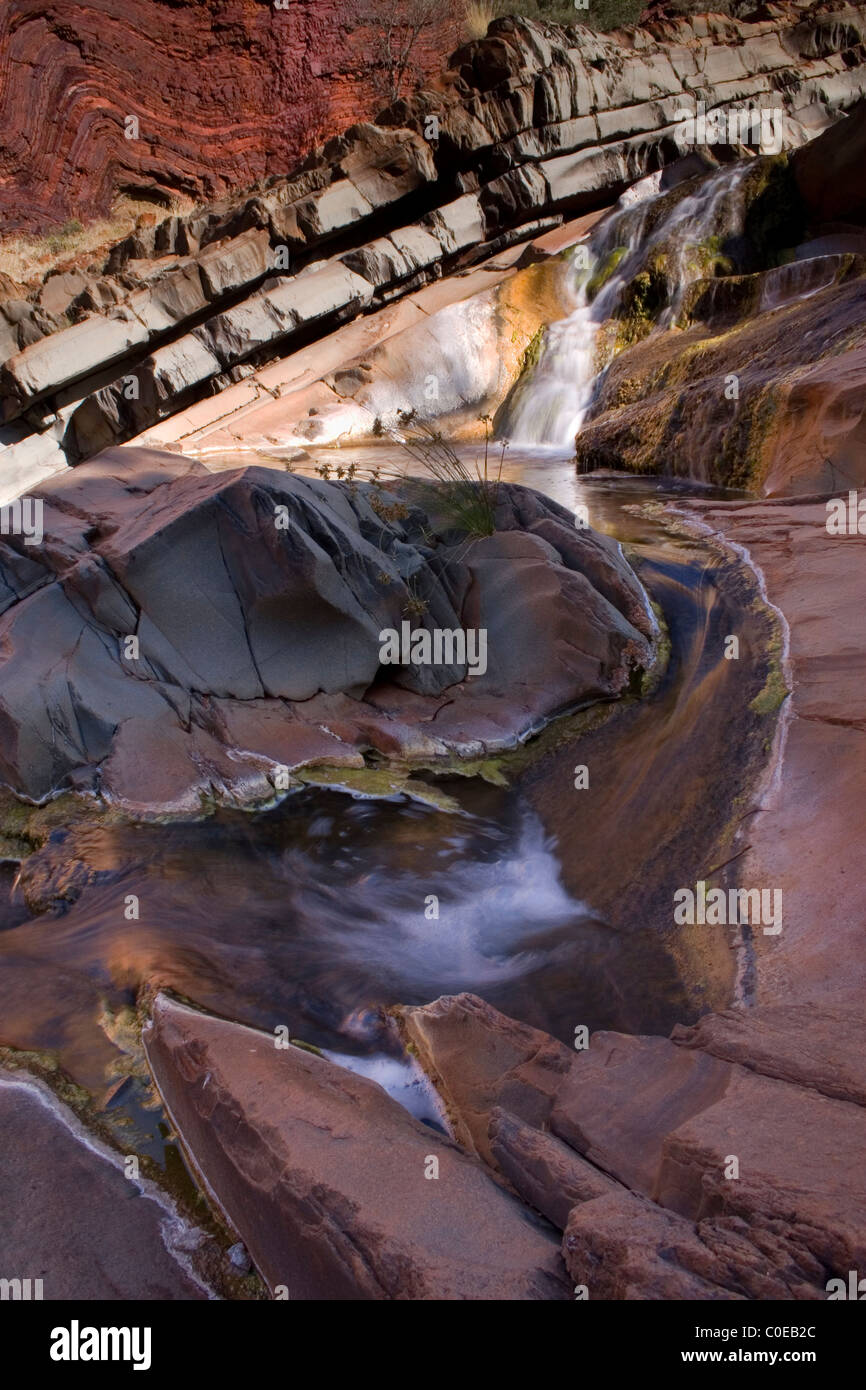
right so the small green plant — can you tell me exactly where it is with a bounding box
[393,409,505,538]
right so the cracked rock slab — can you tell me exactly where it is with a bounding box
[143,994,570,1301]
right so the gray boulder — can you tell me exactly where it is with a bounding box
[0,448,655,812]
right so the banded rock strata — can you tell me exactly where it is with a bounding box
[3,2,866,494]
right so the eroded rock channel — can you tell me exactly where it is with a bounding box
[0,451,786,1298]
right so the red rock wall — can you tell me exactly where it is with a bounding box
[0,0,462,232]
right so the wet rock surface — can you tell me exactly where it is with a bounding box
[570,103,866,493]
[2,462,861,1303]
[369,489,866,1300]
[673,494,866,1014]
[0,1070,211,1300]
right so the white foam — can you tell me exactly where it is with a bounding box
[321,1050,449,1130]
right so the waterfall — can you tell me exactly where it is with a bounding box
[500,162,751,448]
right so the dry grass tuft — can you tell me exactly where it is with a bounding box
[0,193,197,287]
[463,0,497,39]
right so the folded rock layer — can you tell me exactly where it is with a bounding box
[3,2,865,490]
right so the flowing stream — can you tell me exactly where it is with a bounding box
[0,452,776,1166]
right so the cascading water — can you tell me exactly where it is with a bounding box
[499,162,752,448]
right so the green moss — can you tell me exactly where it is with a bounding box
[586,246,628,301]
[640,601,671,697]
[685,233,735,280]
[0,1046,93,1113]
[518,325,545,376]
[750,665,788,716]
[741,154,808,270]
[295,764,463,812]
[715,384,780,492]
[0,787,119,859]
[749,608,789,716]
[613,253,670,350]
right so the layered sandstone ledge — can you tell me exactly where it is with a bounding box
[3,2,865,496]
[136,498,866,1300]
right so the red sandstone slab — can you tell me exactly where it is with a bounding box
[143,994,569,1301]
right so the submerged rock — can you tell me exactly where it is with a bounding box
[143,994,570,1300]
[0,445,655,815]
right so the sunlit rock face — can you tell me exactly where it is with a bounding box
[0,0,461,233]
[0,446,655,814]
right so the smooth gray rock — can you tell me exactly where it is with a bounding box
[0,449,655,810]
